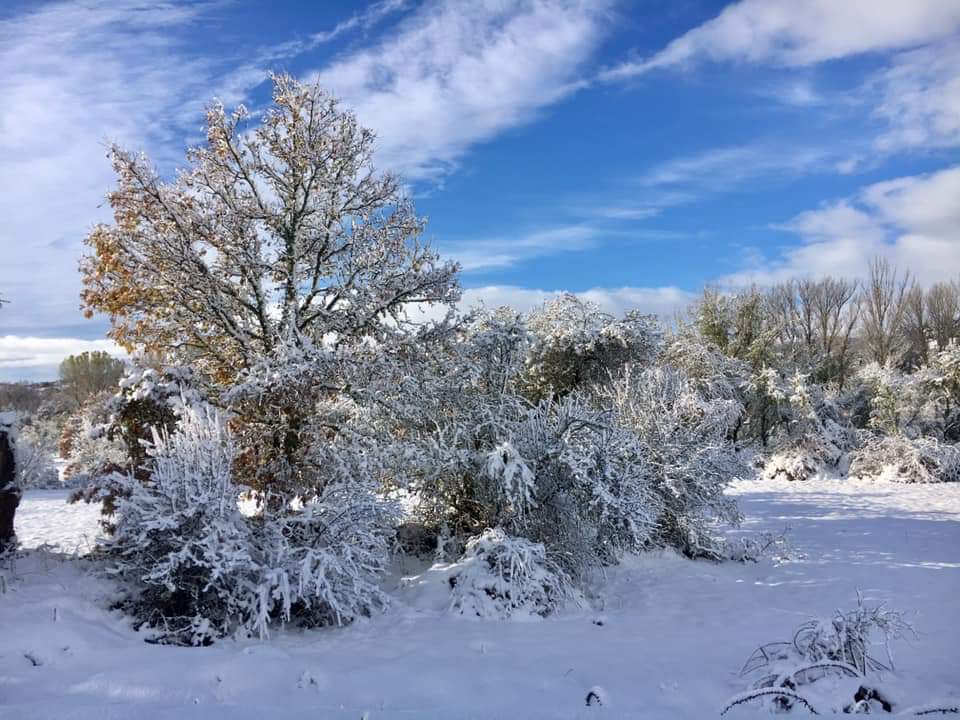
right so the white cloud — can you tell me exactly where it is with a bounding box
[461,285,694,319]
[312,0,612,179]
[600,0,960,156]
[0,1,230,338]
[723,165,960,287]
[872,42,960,151]
[763,79,824,107]
[602,0,960,80]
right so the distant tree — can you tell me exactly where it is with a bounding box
[768,277,860,388]
[58,351,125,406]
[861,258,911,367]
[694,286,776,370]
[902,284,930,369]
[925,280,960,352]
[0,383,45,414]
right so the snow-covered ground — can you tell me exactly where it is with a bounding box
[2,479,958,719]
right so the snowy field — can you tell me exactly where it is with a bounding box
[1,479,958,719]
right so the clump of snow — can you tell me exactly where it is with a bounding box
[448,528,572,619]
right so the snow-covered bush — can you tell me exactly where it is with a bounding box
[759,372,856,481]
[789,598,911,676]
[857,362,924,437]
[724,527,795,564]
[916,339,960,442]
[449,528,572,619]
[497,396,661,574]
[108,406,393,645]
[661,328,748,408]
[849,434,960,483]
[12,436,58,488]
[107,405,256,644]
[390,313,744,577]
[63,416,126,488]
[252,478,393,633]
[522,294,661,400]
[107,366,199,471]
[69,366,199,522]
[606,366,745,559]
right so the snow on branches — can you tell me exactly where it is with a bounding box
[107,405,394,645]
[448,528,573,619]
[81,74,460,383]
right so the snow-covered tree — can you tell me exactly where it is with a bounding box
[856,363,924,437]
[81,75,461,511]
[81,73,459,384]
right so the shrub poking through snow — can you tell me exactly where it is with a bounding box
[726,594,914,715]
[107,406,392,645]
[724,527,795,564]
[449,529,572,619]
[849,435,960,483]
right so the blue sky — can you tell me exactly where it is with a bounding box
[1,0,959,380]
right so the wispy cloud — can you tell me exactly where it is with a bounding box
[311,0,613,179]
[601,0,960,81]
[0,0,230,342]
[635,144,840,205]
[447,225,605,272]
[599,0,960,159]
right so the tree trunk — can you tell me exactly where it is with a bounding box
[0,430,19,554]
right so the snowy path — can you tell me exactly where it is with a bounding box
[1,480,958,719]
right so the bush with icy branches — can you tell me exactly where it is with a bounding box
[849,434,960,483]
[449,528,572,619]
[759,371,857,482]
[63,416,127,488]
[522,294,661,401]
[107,406,393,645]
[13,436,59,489]
[605,366,745,558]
